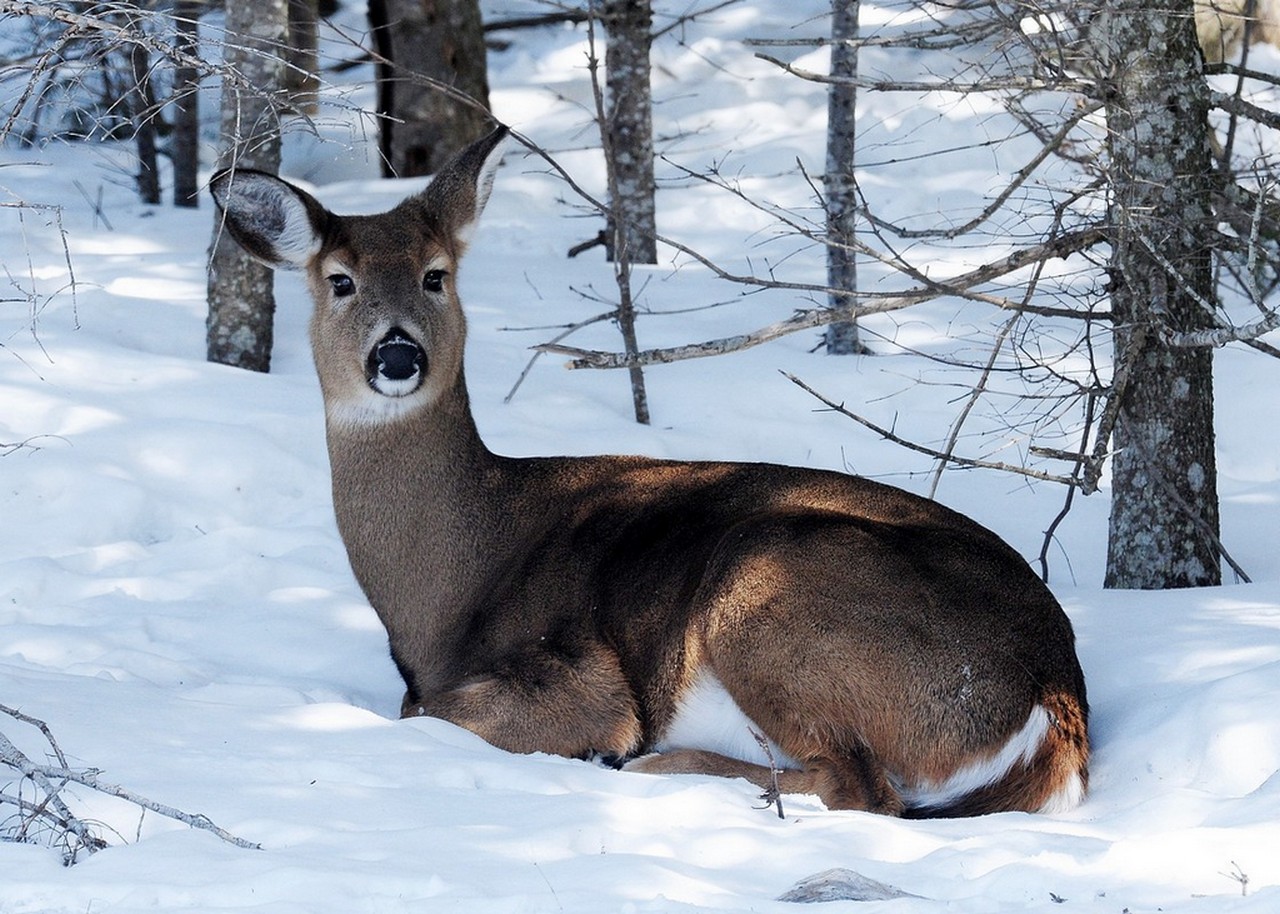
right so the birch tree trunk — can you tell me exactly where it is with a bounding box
[824,0,864,354]
[369,0,491,178]
[603,0,656,265]
[1093,0,1222,588]
[206,0,287,372]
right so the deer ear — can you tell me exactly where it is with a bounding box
[209,170,327,270]
[420,125,509,246]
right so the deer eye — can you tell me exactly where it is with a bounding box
[328,274,355,297]
[423,270,447,293]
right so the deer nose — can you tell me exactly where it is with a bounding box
[367,328,427,396]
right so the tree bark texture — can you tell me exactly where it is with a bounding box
[824,0,863,354]
[206,0,287,372]
[1095,0,1222,588]
[369,0,491,178]
[603,0,656,265]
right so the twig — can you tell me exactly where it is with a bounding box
[782,372,1079,486]
[0,435,66,457]
[1222,861,1250,897]
[503,310,614,403]
[748,729,784,820]
[1136,200,1280,349]
[1035,387,1097,584]
[57,766,261,851]
[928,310,1023,499]
[72,180,113,231]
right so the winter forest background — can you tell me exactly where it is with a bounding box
[2,0,1280,911]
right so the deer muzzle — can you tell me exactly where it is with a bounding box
[367,328,427,397]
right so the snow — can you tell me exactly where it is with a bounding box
[2,1,1279,911]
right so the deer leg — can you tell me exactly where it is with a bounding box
[403,640,643,761]
[626,745,904,814]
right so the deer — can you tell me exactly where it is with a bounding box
[209,125,1089,817]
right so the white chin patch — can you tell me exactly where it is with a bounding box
[326,389,427,428]
[370,373,422,397]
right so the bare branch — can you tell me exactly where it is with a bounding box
[0,718,106,861]
[1080,322,1149,496]
[652,0,744,39]
[1210,89,1280,131]
[583,1,649,423]
[1135,232,1280,348]
[781,372,1079,487]
[0,1,245,85]
[928,310,1025,498]
[1037,391,1098,584]
[752,51,1093,94]
[860,103,1102,241]
[539,226,1106,369]
[484,9,589,32]
[503,310,615,403]
[744,18,1006,52]
[1204,62,1280,86]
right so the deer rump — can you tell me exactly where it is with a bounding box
[208,125,1089,818]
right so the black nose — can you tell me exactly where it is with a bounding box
[375,334,423,380]
[367,329,426,391]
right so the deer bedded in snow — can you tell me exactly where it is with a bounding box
[210,126,1088,817]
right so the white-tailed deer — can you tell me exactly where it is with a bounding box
[210,127,1089,816]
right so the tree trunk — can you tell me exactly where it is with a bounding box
[285,0,320,115]
[129,41,160,205]
[368,0,491,178]
[1095,0,1222,588]
[603,0,656,265]
[171,0,201,208]
[206,0,288,372]
[824,0,865,354]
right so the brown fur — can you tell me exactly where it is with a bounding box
[209,127,1090,816]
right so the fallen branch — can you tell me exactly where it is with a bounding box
[1,704,259,863]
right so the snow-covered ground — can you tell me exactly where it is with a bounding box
[2,2,1279,911]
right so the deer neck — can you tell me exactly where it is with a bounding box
[322,372,519,677]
